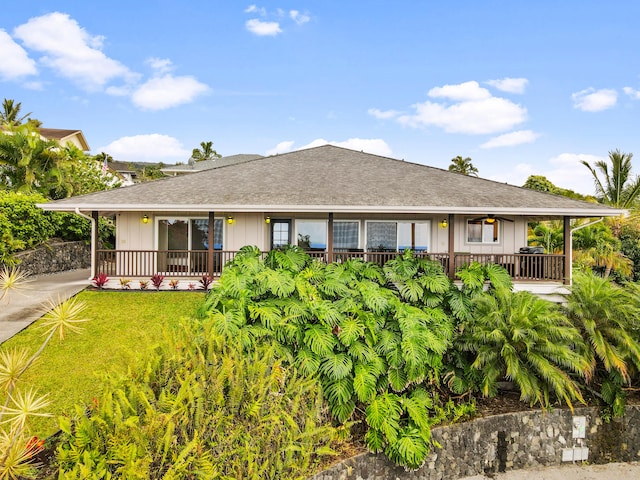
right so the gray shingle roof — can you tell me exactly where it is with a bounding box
[160,154,263,173]
[43,145,623,217]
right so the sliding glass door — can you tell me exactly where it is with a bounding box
[157,217,223,274]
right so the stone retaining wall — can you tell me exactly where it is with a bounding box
[311,406,640,480]
[12,241,90,275]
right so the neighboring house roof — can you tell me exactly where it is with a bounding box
[108,160,136,174]
[39,128,90,151]
[42,145,625,217]
[160,154,263,174]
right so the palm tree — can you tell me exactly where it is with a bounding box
[448,155,478,176]
[191,141,221,162]
[0,124,67,195]
[581,149,640,209]
[459,287,588,409]
[0,99,31,126]
[564,272,640,415]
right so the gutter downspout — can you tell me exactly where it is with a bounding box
[569,217,604,285]
[75,208,96,280]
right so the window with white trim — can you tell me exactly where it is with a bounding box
[366,221,430,252]
[466,219,500,244]
[333,221,360,250]
[296,220,327,250]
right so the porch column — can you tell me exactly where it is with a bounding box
[327,213,334,264]
[411,223,416,250]
[208,211,215,278]
[91,210,99,279]
[447,213,455,279]
[563,216,571,285]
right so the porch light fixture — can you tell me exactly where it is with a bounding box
[142,214,150,224]
[485,217,496,224]
[439,218,448,228]
[226,215,235,225]
[264,216,271,224]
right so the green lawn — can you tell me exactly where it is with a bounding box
[1,290,205,436]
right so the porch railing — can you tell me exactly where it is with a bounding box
[96,249,565,283]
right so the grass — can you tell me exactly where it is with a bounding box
[1,290,205,436]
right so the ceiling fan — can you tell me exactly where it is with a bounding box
[470,214,513,224]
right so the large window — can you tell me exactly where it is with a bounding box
[296,220,327,250]
[366,221,430,252]
[467,219,500,244]
[333,221,360,250]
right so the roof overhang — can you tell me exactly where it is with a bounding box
[38,203,627,218]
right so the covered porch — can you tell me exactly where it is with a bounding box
[94,248,567,283]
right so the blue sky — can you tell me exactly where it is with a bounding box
[2,1,640,195]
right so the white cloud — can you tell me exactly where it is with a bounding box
[13,12,136,91]
[489,153,601,195]
[427,81,492,101]
[146,57,174,75]
[267,138,392,157]
[572,88,617,112]
[480,130,540,149]
[246,19,282,36]
[623,86,640,100]
[97,134,191,162]
[397,81,527,135]
[245,5,266,16]
[131,75,209,110]
[266,140,295,155]
[290,10,310,25]
[368,108,401,120]
[0,29,37,80]
[486,77,528,94]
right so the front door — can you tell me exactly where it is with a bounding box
[271,219,291,249]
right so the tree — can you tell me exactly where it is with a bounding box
[459,286,588,409]
[522,175,592,200]
[564,272,640,416]
[581,149,640,209]
[191,141,221,162]
[0,124,65,195]
[528,220,564,253]
[522,175,558,194]
[448,156,478,176]
[0,99,31,127]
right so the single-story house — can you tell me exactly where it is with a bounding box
[160,154,263,176]
[40,145,624,294]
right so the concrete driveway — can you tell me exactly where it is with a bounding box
[0,268,91,344]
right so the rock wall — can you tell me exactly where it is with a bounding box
[311,406,640,480]
[12,241,90,275]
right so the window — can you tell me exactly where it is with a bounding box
[191,219,223,250]
[467,219,500,244]
[271,220,291,248]
[333,221,360,250]
[296,220,327,250]
[366,221,430,252]
[158,218,223,251]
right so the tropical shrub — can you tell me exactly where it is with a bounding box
[201,247,473,469]
[0,191,57,249]
[0,191,115,254]
[456,285,589,409]
[56,318,338,479]
[564,272,640,417]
